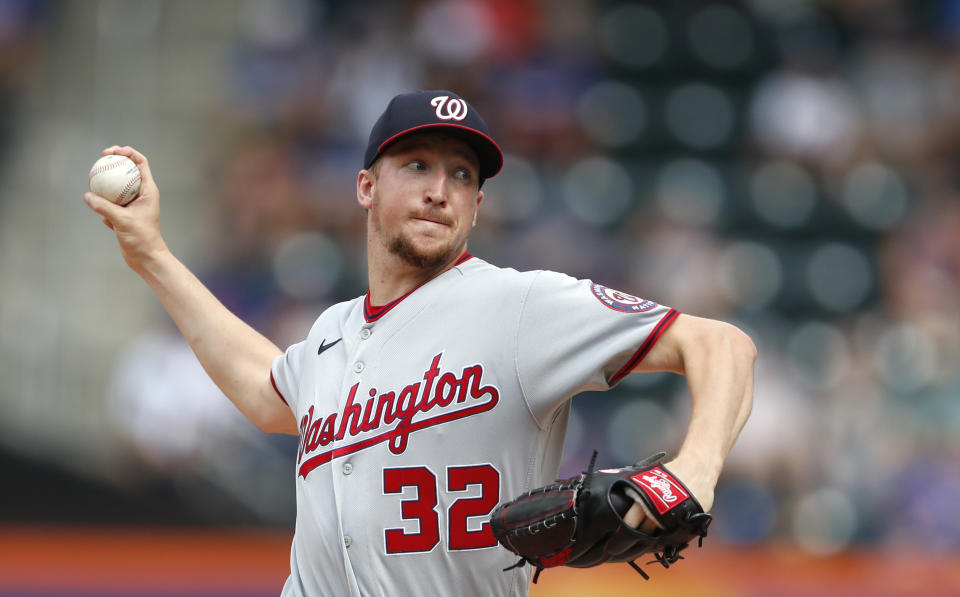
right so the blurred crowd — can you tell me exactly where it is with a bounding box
[0,0,47,163]
[12,0,960,554]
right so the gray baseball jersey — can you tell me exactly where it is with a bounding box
[270,254,679,597]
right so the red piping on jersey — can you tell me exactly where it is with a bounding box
[363,252,473,322]
[270,371,288,405]
[609,308,680,386]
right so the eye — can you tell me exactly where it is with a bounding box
[408,160,426,171]
[454,168,472,182]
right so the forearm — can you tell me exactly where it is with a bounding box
[84,146,296,434]
[133,248,293,433]
[674,322,756,478]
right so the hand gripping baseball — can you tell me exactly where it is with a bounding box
[84,146,167,270]
[489,452,712,583]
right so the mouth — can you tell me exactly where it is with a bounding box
[412,215,452,227]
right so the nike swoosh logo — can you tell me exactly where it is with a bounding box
[318,338,342,356]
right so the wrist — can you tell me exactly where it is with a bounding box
[672,444,725,477]
[666,452,722,496]
[127,242,173,278]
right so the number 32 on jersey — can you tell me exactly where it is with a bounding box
[382,464,500,554]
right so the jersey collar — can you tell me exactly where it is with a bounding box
[363,252,473,322]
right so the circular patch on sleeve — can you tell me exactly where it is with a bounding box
[590,283,658,313]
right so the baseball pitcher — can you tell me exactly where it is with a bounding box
[84,90,756,596]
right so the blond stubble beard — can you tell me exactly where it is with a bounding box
[371,197,464,271]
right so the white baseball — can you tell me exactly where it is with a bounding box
[88,155,141,206]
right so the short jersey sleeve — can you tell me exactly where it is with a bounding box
[516,271,679,425]
[271,340,307,412]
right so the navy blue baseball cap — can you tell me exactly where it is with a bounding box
[363,90,504,183]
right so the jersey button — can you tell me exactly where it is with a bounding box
[343,462,353,475]
[360,328,372,340]
[344,535,352,548]
[353,361,364,373]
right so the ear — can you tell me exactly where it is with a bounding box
[473,190,484,227]
[357,169,375,209]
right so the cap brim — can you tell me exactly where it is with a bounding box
[375,123,504,180]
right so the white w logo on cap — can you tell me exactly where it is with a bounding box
[431,95,468,121]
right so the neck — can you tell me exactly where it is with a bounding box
[366,238,467,307]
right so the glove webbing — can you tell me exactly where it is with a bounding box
[628,510,712,580]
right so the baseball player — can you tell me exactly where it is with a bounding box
[83,90,756,596]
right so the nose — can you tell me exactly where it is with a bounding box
[424,171,450,205]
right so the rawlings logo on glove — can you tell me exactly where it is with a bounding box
[631,467,689,514]
[489,452,711,583]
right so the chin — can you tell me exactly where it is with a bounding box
[389,234,461,270]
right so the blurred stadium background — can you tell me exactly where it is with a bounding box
[1,0,959,595]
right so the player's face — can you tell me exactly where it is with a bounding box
[364,133,483,270]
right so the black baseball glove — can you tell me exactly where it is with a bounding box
[489,452,711,583]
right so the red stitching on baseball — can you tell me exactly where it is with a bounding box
[88,157,131,183]
[117,172,141,203]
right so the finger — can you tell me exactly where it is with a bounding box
[111,145,144,164]
[84,192,124,221]
[114,145,154,182]
[102,145,155,188]
[635,500,663,533]
[624,503,646,528]
[101,215,115,230]
[639,518,659,534]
